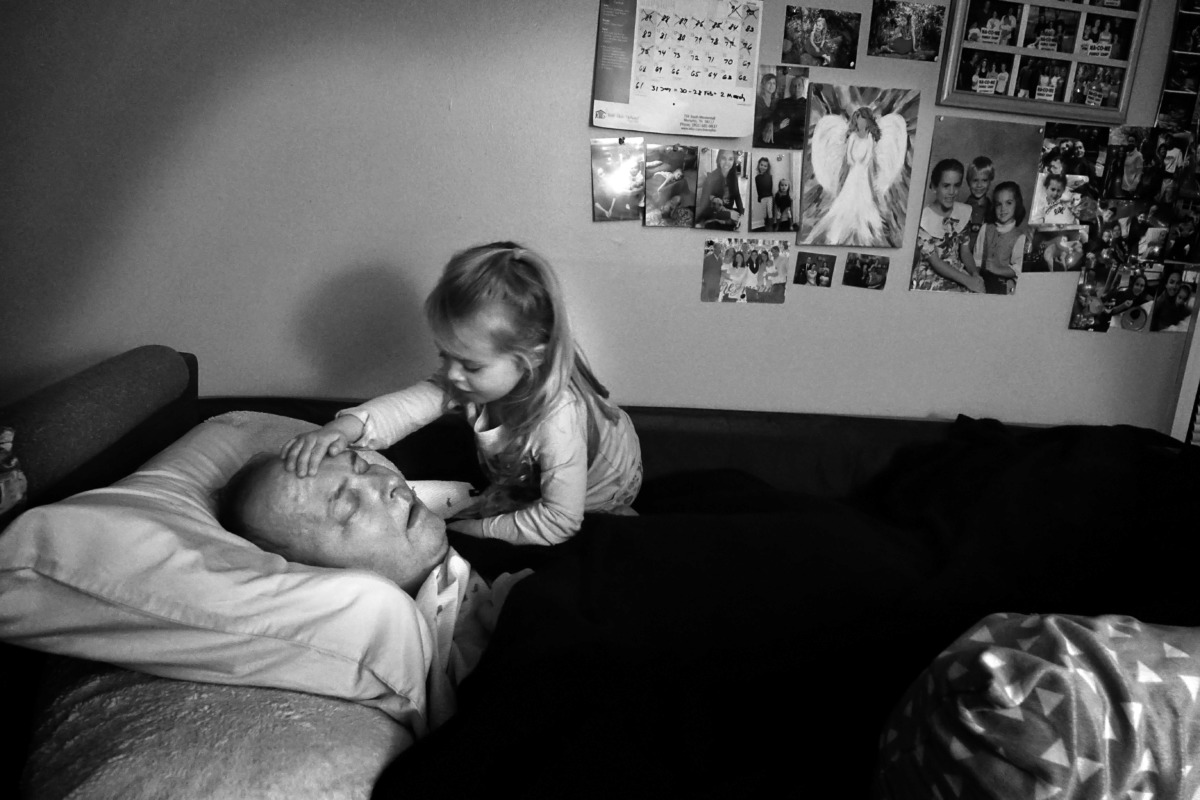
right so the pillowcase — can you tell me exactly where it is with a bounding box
[0,410,464,734]
[875,612,1200,799]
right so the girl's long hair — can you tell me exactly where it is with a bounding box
[425,241,618,463]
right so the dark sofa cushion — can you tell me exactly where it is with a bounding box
[858,416,1200,628]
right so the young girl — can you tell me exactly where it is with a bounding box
[1033,172,1078,224]
[972,181,1028,295]
[773,177,795,231]
[282,242,643,546]
[721,249,750,301]
[910,159,985,293]
[695,149,745,230]
[751,157,774,232]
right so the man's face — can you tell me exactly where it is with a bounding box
[248,452,448,595]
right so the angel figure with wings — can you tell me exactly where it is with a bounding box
[803,105,908,247]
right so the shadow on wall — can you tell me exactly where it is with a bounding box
[0,0,455,403]
[295,261,431,396]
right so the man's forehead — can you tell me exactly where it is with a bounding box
[265,459,335,516]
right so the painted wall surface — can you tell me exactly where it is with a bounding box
[0,0,1189,430]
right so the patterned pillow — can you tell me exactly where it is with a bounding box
[875,612,1200,799]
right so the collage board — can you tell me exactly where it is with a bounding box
[588,0,1198,335]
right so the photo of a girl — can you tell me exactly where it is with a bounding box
[694,148,748,232]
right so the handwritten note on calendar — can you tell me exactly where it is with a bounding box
[591,0,763,138]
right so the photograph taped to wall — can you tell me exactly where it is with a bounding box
[781,6,861,69]
[1166,198,1200,263]
[799,83,919,248]
[749,149,801,233]
[753,65,809,149]
[1041,122,1109,193]
[1086,197,1173,285]
[591,0,763,137]
[867,0,946,62]
[792,251,837,287]
[694,147,749,231]
[1101,125,1160,200]
[1024,224,1088,273]
[592,137,646,222]
[1100,126,1192,205]
[644,142,699,227]
[1068,237,1127,332]
[909,115,1042,294]
[700,236,792,303]
[1029,171,1089,226]
[1148,263,1198,332]
[1098,261,1155,333]
[843,251,890,289]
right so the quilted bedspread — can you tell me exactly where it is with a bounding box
[876,612,1200,799]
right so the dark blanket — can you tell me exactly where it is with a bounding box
[858,416,1200,636]
[373,418,1200,799]
[376,486,937,798]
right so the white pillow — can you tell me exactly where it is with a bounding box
[0,411,464,734]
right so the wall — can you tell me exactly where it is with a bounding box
[0,0,1189,430]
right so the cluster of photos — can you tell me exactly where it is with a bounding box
[587,0,1196,333]
[915,114,1200,334]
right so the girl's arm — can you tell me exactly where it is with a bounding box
[280,379,447,476]
[339,379,449,449]
[923,241,986,292]
[972,225,986,267]
[450,398,588,545]
[959,237,980,276]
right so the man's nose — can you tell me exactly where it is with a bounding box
[373,469,411,502]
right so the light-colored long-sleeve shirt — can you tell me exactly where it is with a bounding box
[339,381,642,545]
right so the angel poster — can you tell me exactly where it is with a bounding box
[798,84,919,248]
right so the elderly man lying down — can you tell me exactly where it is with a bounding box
[219,448,529,718]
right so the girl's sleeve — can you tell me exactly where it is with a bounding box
[452,399,587,546]
[337,379,449,450]
[917,213,938,256]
